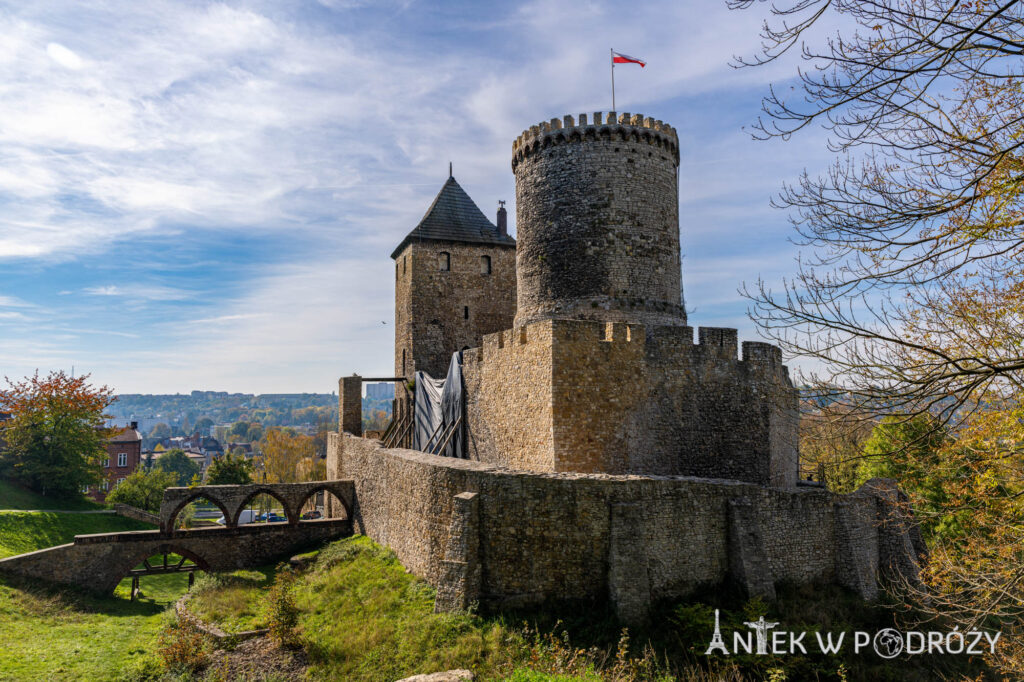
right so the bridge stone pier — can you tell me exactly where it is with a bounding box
[0,480,356,596]
[159,480,354,532]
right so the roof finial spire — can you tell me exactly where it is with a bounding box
[449,161,452,178]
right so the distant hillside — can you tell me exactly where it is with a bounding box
[107,392,393,440]
[108,392,338,434]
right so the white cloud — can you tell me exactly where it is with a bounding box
[84,285,120,296]
[0,294,32,307]
[83,284,194,301]
[45,42,83,70]
[0,0,825,392]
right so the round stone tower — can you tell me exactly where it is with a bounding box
[511,112,685,328]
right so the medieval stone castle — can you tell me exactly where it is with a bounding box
[327,112,923,623]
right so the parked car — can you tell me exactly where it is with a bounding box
[256,512,286,523]
[216,509,259,526]
[301,510,322,520]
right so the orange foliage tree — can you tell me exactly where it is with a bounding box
[257,427,320,484]
[0,370,114,498]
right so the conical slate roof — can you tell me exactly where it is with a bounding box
[391,176,515,259]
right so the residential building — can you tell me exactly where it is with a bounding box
[87,421,143,502]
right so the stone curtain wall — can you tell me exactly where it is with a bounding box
[394,241,516,379]
[512,113,686,329]
[463,323,556,470]
[460,318,798,486]
[550,321,647,472]
[332,433,882,619]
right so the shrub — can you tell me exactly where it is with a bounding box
[266,566,301,647]
[156,613,209,674]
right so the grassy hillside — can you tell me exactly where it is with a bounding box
[0,512,155,559]
[0,486,186,681]
[0,479,101,511]
[0,576,182,681]
[179,536,990,682]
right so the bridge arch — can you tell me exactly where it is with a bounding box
[106,543,211,597]
[233,487,295,526]
[296,483,352,520]
[165,494,232,532]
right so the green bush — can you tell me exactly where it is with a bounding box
[266,567,301,647]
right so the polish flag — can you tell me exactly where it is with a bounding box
[612,51,645,67]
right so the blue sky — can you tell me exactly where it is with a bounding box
[0,0,833,394]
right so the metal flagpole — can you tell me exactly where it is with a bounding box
[610,48,616,111]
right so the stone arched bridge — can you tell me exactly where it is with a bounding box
[158,480,353,532]
[0,481,355,595]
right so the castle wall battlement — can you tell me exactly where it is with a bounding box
[463,317,798,485]
[512,112,680,169]
[476,318,645,359]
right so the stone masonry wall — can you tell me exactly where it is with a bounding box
[461,318,798,486]
[512,112,685,329]
[463,322,555,470]
[394,240,516,379]
[331,433,881,615]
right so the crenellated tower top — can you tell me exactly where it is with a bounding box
[511,111,685,328]
[512,112,679,171]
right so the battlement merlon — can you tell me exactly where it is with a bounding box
[467,319,788,375]
[512,112,680,169]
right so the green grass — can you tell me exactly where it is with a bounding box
[0,574,185,682]
[188,567,276,632]
[183,536,993,682]
[0,506,190,681]
[0,512,155,559]
[0,479,102,511]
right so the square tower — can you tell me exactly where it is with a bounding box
[392,176,516,379]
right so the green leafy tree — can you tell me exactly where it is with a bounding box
[857,415,964,542]
[148,422,170,440]
[230,421,249,438]
[106,468,177,513]
[153,448,201,487]
[205,452,252,485]
[0,370,113,498]
[194,417,213,436]
[245,423,263,443]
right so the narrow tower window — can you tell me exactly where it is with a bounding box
[439,252,450,271]
[481,255,491,275]
[464,306,469,320]
[402,349,406,374]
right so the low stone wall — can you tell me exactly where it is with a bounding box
[114,503,160,525]
[331,433,891,621]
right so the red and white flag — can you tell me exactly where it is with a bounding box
[612,51,645,67]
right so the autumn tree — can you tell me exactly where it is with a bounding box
[798,401,874,493]
[731,0,1024,672]
[257,428,318,484]
[0,370,113,498]
[245,423,263,443]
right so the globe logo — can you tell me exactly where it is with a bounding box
[873,629,904,658]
